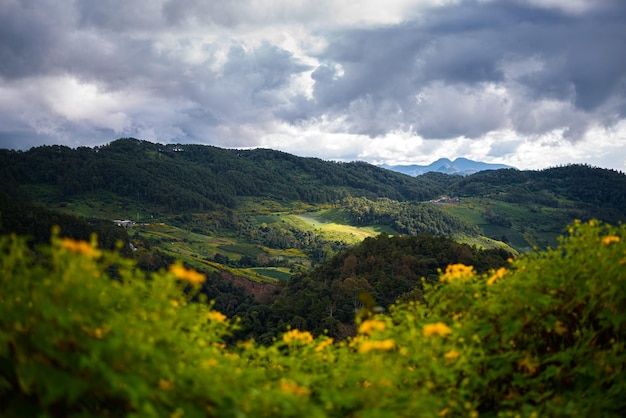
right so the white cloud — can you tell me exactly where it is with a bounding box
[40,76,131,132]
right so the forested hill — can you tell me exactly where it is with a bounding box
[2,138,625,218]
[450,165,626,224]
[252,233,511,341]
[0,138,443,211]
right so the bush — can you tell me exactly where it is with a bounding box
[0,220,624,416]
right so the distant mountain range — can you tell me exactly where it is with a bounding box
[381,158,515,176]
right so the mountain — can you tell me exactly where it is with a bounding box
[381,157,514,176]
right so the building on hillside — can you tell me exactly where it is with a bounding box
[113,220,135,228]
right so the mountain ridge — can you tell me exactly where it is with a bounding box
[381,157,514,176]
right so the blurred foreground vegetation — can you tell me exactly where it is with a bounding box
[1,220,624,417]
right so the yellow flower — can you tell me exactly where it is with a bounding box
[315,338,334,352]
[201,358,219,368]
[517,353,539,375]
[486,267,508,285]
[554,320,567,336]
[349,335,367,348]
[358,339,395,353]
[602,235,620,245]
[159,378,173,390]
[279,379,310,396]
[440,264,474,283]
[207,311,227,322]
[444,349,460,360]
[81,325,108,339]
[358,319,386,335]
[169,263,206,285]
[423,322,453,338]
[60,238,101,258]
[283,329,314,345]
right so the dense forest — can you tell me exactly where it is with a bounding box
[342,196,480,236]
[3,138,625,253]
[248,233,510,342]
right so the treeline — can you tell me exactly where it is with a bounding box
[0,138,444,212]
[237,217,350,265]
[239,233,511,342]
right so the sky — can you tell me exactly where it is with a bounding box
[1,0,625,171]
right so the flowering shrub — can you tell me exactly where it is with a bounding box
[0,220,624,416]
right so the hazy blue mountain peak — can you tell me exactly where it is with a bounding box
[381,158,515,176]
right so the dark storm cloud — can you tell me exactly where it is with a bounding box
[305,0,626,139]
[0,1,66,79]
[0,1,157,86]
[179,42,312,133]
[76,0,163,31]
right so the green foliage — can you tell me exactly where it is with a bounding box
[0,231,237,416]
[392,219,626,416]
[264,233,511,339]
[342,196,480,237]
[1,220,625,416]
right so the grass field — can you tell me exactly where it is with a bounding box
[443,197,579,252]
[293,212,395,244]
[131,222,310,282]
[250,268,292,281]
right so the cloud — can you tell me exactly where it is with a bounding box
[304,0,626,142]
[0,0,624,171]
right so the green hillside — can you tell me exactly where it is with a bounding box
[0,138,443,211]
